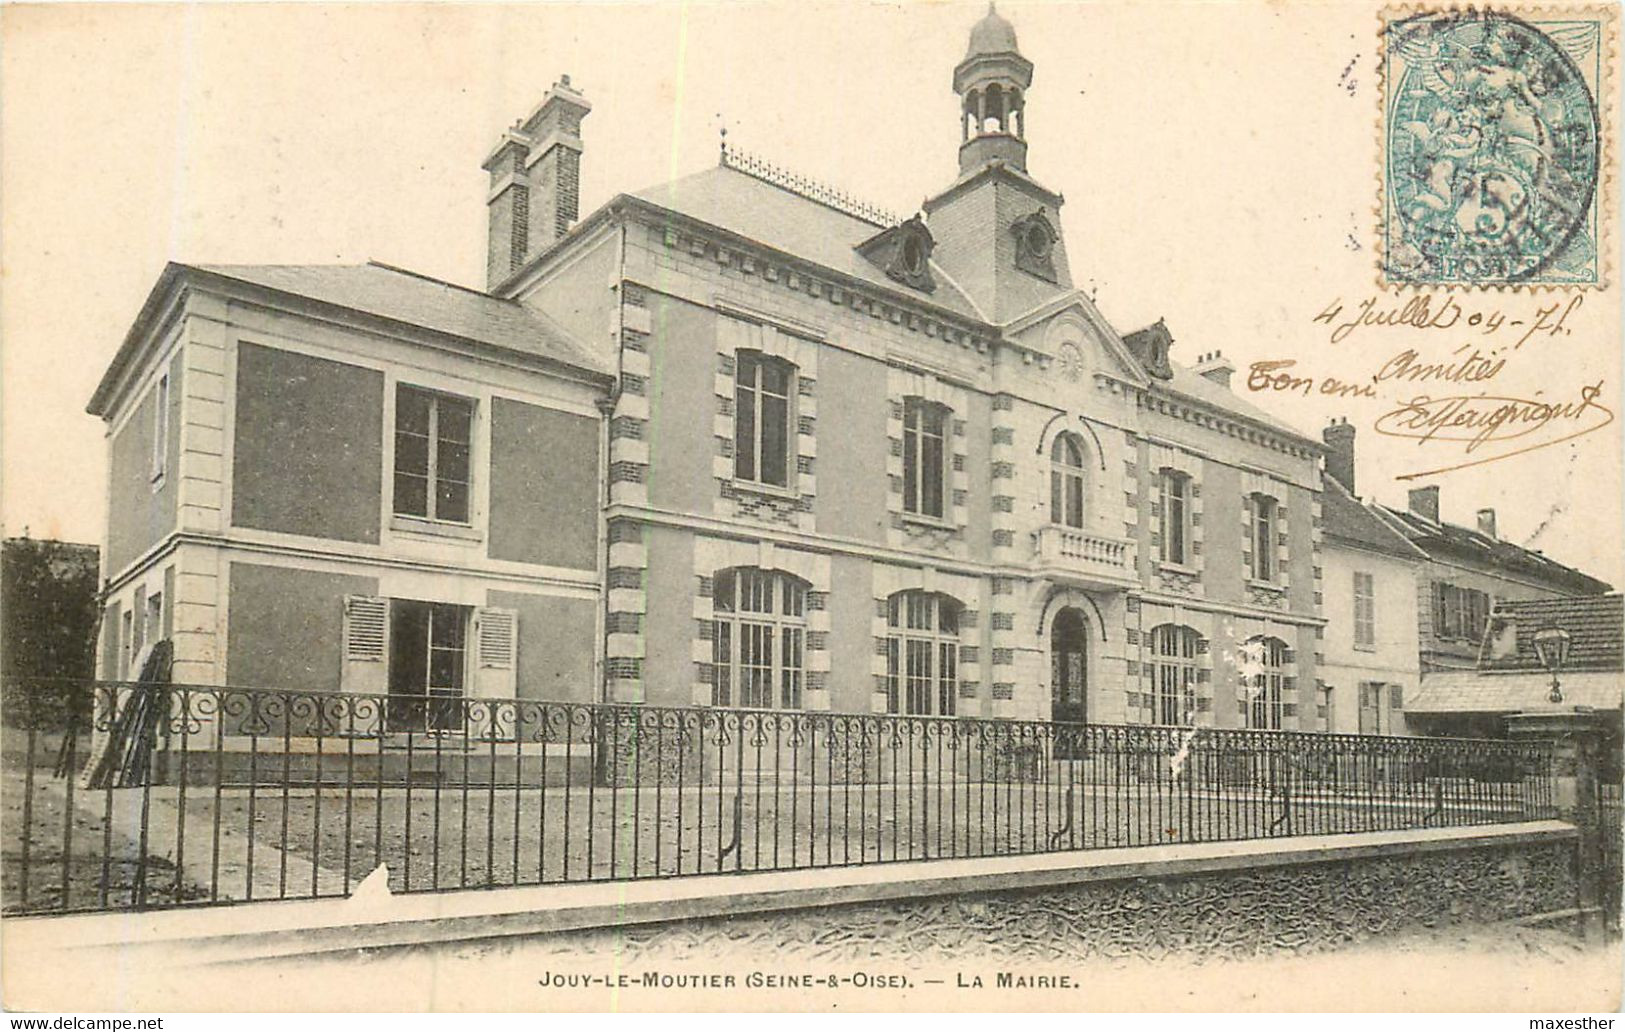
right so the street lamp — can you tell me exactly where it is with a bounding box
[1532,625,1572,704]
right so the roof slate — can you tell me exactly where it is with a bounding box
[1320,475,1425,559]
[1374,503,1611,593]
[631,164,987,321]
[191,262,611,377]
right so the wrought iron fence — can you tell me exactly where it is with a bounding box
[0,678,1557,916]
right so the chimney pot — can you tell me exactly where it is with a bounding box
[1193,350,1236,390]
[1476,507,1498,538]
[484,77,592,290]
[1321,417,1357,493]
[1408,485,1440,522]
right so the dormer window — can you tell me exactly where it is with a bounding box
[857,215,935,292]
[901,235,927,278]
[1011,208,1058,283]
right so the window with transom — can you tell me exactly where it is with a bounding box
[733,350,795,489]
[885,590,961,716]
[1159,470,1191,565]
[1243,635,1288,730]
[1150,624,1199,726]
[711,568,807,710]
[1050,433,1086,528]
[902,398,950,520]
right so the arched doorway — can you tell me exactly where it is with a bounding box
[1051,607,1088,726]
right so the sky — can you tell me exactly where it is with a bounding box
[2,1,1620,584]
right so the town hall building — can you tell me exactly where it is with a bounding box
[91,8,1336,737]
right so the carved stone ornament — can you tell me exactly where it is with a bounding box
[1011,207,1059,283]
[1057,341,1084,383]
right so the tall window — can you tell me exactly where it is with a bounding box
[1358,681,1383,734]
[150,373,169,482]
[1150,624,1199,726]
[144,591,164,649]
[388,600,470,732]
[734,350,793,488]
[1159,470,1190,565]
[1050,434,1085,528]
[885,590,961,716]
[394,385,473,523]
[1244,635,1287,730]
[712,568,806,709]
[1249,494,1278,582]
[1353,571,1375,649]
[903,398,949,520]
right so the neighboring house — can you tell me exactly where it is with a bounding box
[1406,594,1623,744]
[1369,487,1610,676]
[1315,421,1425,736]
[88,9,1330,740]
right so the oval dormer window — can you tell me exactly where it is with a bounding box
[902,235,926,277]
[1025,222,1052,261]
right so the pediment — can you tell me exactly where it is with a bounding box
[1000,293,1150,388]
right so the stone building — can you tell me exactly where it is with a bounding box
[88,8,1330,734]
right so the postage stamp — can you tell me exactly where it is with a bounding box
[1380,6,1614,288]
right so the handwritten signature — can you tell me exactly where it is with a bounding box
[1374,381,1614,479]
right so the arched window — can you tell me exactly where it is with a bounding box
[712,568,807,709]
[885,590,961,716]
[1159,470,1191,565]
[1242,635,1288,730]
[734,349,795,489]
[902,398,950,520]
[1149,624,1199,726]
[1049,434,1086,528]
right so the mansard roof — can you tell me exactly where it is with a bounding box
[88,261,611,416]
[631,163,987,321]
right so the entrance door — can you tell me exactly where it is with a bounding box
[1051,607,1088,726]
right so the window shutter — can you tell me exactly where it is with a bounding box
[341,595,389,702]
[471,607,519,699]
[1389,684,1405,710]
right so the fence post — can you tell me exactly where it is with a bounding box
[1506,710,1610,944]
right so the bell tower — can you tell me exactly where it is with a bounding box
[954,4,1033,174]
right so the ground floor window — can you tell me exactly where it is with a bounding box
[712,567,806,709]
[388,599,470,731]
[1243,636,1288,731]
[885,590,960,716]
[1150,623,1198,726]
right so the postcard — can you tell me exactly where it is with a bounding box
[1,0,1619,1014]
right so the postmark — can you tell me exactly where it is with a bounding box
[1380,6,1612,288]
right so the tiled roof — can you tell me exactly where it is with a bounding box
[1480,594,1623,673]
[1320,476,1426,559]
[190,262,611,377]
[1406,669,1622,713]
[631,164,987,322]
[1374,503,1611,594]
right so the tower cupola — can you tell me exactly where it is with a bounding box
[954,4,1034,174]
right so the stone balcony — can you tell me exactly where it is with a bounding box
[1030,525,1139,590]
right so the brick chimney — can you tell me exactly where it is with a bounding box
[483,75,591,290]
[1476,507,1497,539]
[1408,485,1440,523]
[1322,416,1356,494]
[1192,350,1236,389]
